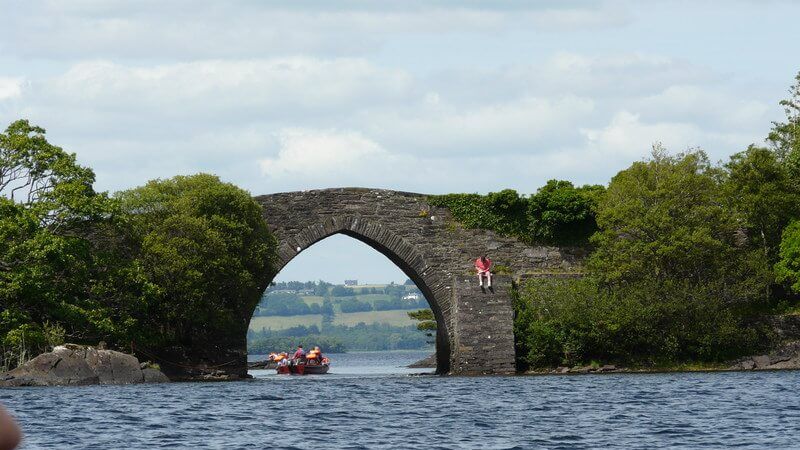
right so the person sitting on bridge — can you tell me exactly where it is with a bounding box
[475,255,493,288]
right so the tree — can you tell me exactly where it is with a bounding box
[115,174,278,348]
[724,145,800,263]
[407,309,436,331]
[0,121,121,368]
[776,220,800,293]
[583,148,769,363]
[590,147,766,298]
[527,180,604,245]
[768,71,800,180]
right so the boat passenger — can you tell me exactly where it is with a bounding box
[312,346,324,363]
[292,345,306,360]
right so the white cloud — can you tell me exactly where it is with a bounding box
[0,77,22,101]
[260,129,390,181]
[0,1,628,59]
[580,110,760,159]
[46,58,411,117]
[363,95,595,155]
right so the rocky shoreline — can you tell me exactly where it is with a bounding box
[0,344,170,387]
[525,340,800,376]
[407,353,436,368]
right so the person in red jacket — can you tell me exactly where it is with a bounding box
[475,255,492,288]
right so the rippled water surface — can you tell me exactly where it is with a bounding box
[4,350,800,449]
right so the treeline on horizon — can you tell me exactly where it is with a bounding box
[2,71,800,371]
[432,72,800,369]
[247,323,430,354]
[255,281,426,316]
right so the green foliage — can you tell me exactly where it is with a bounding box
[428,183,602,246]
[407,309,437,331]
[1,120,279,368]
[514,277,768,369]
[115,174,278,348]
[589,147,769,302]
[724,145,800,263]
[339,297,373,313]
[768,71,800,180]
[0,120,119,368]
[528,180,605,245]
[256,292,318,316]
[513,148,774,370]
[776,220,800,293]
[428,189,528,239]
[331,285,356,296]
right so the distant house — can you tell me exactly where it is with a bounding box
[403,292,421,301]
[344,280,358,286]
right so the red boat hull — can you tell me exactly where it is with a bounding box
[276,363,329,375]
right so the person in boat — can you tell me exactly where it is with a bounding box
[306,347,319,365]
[292,345,306,361]
[310,346,324,364]
[475,254,493,288]
[276,354,289,368]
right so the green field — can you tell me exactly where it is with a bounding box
[298,295,324,305]
[249,310,416,332]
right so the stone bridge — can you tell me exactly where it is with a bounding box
[246,188,585,376]
[165,188,585,379]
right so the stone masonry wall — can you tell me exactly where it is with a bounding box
[451,275,516,375]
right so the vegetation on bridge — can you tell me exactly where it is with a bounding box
[428,181,604,246]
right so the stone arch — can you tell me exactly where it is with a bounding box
[264,218,451,374]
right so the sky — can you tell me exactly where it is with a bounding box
[1,0,798,284]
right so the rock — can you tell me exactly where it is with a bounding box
[557,366,570,373]
[0,351,98,387]
[142,368,170,383]
[407,354,437,368]
[739,359,756,370]
[729,340,800,371]
[753,355,772,369]
[247,360,277,370]
[599,364,617,372]
[0,344,170,387]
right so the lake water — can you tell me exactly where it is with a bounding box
[3,350,800,449]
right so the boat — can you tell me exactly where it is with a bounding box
[276,358,330,375]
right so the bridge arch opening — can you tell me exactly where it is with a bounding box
[247,227,451,374]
